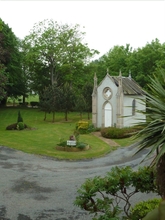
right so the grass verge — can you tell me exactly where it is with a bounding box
[0,107,113,160]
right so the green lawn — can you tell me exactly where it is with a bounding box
[0,107,115,160]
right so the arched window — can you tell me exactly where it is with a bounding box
[132,99,136,116]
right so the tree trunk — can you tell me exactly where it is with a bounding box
[44,112,47,121]
[156,153,165,199]
[65,110,68,121]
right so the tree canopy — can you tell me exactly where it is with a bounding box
[0,18,24,102]
[23,19,99,95]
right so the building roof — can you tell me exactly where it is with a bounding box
[111,76,144,95]
[97,73,145,95]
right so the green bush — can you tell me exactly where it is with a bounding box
[76,142,87,149]
[57,139,67,147]
[76,121,96,134]
[17,111,23,123]
[74,166,158,220]
[101,127,138,139]
[129,198,161,220]
[17,122,25,130]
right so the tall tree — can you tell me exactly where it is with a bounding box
[81,82,93,120]
[23,19,99,95]
[0,64,8,101]
[0,18,23,102]
[39,84,59,122]
[58,82,76,121]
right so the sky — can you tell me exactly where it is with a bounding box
[0,0,165,60]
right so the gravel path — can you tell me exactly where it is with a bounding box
[0,141,157,220]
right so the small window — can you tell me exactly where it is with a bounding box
[132,99,136,116]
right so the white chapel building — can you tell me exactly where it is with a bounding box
[92,71,146,128]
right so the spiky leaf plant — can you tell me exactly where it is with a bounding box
[134,70,165,198]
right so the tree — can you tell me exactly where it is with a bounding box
[0,64,8,101]
[58,82,76,121]
[23,19,99,95]
[128,39,165,89]
[135,70,165,199]
[81,82,93,120]
[39,84,59,122]
[74,93,87,120]
[0,18,24,102]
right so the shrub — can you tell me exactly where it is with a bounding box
[17,122,25,130]
[17,111,23,123]
[101,127,138,139]
[74,166,158,220]
[57,140,67,147]
[76,121,95,134]
[76,120,89,131]
[76,142,87,149]
[129,198,161,220]
[6,123,17,130]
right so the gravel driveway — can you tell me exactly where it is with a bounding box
[0,144,158,220]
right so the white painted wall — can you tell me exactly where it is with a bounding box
[123,95,146,127]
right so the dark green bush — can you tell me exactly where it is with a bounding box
[101,127,139,139]
[76,142,87,149]
[17,122,25,130]
[129,198,161,220]
[57,140,67,147]
[17,111,23,123]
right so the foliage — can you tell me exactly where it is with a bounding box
[75,120,95,134]
[23,19,98,95]
[0,64,8,101]
[76,142,88,149]
[57,82,76,121]
[74,93,87,120]
[0,18,24,100]
[101,127,138,139]
[81,82,93,119]
[74,166,158,219]
[134,71,165,166]
[129,198,161,220]
[17,122,25,130]
[39,84,59,122]
[17,111,23,123]
[77,120,89,130]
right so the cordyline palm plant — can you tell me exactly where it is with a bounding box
[135,70,165,199]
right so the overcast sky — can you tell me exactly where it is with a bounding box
[0,1,165,59]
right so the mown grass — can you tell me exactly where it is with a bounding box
[0,107,114,160]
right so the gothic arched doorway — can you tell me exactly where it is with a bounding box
[104,102,112,127]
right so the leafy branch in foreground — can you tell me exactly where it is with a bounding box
[74,166,158,219]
